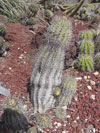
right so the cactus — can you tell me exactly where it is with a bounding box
[78,55,94,72]
[55,107,66,120]
[29,4,38,16]
[0,24,7,36]
[3,42,10,51]
[56,73,77,106]
[80,29,96,40]
[94,53,100,71]
[0,36,4,47]
[1,97,29,132]
[47,16,73,49]
[95,35,100,53]
[35,113,51,128]
[30,16,73,114]
[26,18,36,25]
[80,40,94,55]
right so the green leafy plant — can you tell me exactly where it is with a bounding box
[0,24,7,36]
[80,40,94,55]
[35,113,51,128]
[80,29,96,40]
[78,55,94,72]
[94,53,100,71]
[55,107,66,120]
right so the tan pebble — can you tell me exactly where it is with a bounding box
[84,76,87,80]
[93,71,99,76]
[71,121,78,128]
[90,95,95,100]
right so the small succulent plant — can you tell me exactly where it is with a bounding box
[0,36,4,47]
[55,107,66,120]
[94,53,100,71]
[80,29,96,40]
[44,9,54,20]
[3,42,10,51]
[26,18,36,25]
[35,113,51,128]
[57,73,77,106]
[29,4,38,16]
[0,24,7,36]
[78,55,94,72]
[80,40,94,55]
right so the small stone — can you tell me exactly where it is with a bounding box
[27,127,38,133]
[90,80,95,85]
[88,76,90,78]
[62,131,68,133]
[76,116,80,120]
[9,67,12,70]
[71,120,78,128]
[93,71,99,76]
[84,76,87,80]
[87,86,92,90]
[76,77,82,80]
[90,94,95,100]
[56,122,61,127]
[66,115,71,118]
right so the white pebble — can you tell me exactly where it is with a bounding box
[62,131,69,133]
[9,67,12,70]
[84,76,87,80]
[90,80,95,85]
[87,86,92,90]
[76,77,82,80]
[66,115,71,118]
[90,95,95,100]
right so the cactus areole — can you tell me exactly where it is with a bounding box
[30,15,76,114]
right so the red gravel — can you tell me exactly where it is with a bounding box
[0,19,100,133]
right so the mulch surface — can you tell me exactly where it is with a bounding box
[0,19,100,133]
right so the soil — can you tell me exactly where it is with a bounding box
[0,18,100,133]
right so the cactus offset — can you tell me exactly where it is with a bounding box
[30,16,73,114]
[80,40,94,55]
[56,73,77,106]
[35,113,51,128]
[55,107,66,120]
[78,55,94,72]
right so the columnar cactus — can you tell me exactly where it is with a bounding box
[78,55,94,72]
[80,40,94,55]
[30,15,73,114]
[94,53,100,71]
[0,24,7,36]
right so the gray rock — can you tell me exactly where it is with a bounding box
[0,82,10,97]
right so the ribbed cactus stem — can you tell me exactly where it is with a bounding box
[30,15,73,114]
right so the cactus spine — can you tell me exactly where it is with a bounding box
[30,15,73,114]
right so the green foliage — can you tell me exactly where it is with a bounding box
[78,55,94,72]
[29,4,38,16]
[0,24,7,36]
[80,29,96,40]
[80,40,94,55]
[55,107,66,120]
[26,18,36,25]
[35,113,51,128]
[49,16,72,47]
[94,53,100,70]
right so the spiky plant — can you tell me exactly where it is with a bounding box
[80,40,94,55]
[35,113,51,128]
[0,97,30,132]
[94,53,100,71]
[53,87,61,97]
[29,4,38,16]
[0,36,4,47]
[0,24,7,36]
[56,73,77,107]
[78,55,94,72]
[3,42,10,51]
[47,16,73,49]
[95,35,100,53]
[26,18,36,25]
[55,107,66,120]
[80,29,96,40]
